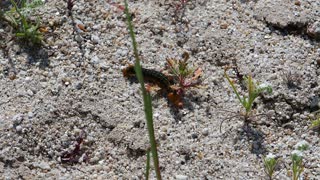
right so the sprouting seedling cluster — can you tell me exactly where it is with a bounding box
[224,66,272,118]
[165,52,203,96]
[262,141,309,180]
[1,0,43,44]
[263,153,279,180]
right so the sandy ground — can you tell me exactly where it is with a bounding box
[0,0,319,179]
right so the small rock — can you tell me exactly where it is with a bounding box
[27,112,33,118]
[92,25,101,30]
[201,128,209,136]
[34,161,51,170]
[307,21,320,40]
[74,82,83,90]
[13,114,23,125]
[15,125,22,133]
[175,174,188,180]
[75,35,83,43]
[27,89,34,96]
[220,23,228,29]
[191,133,198,139]
[25,77,32,83]
[294,1,301,6]
[91,35,100,44]
[91,55,100,64]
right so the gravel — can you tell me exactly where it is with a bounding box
[0,0,319,179]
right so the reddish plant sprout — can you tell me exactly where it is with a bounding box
[165,52,203,96]
[67,0,75,16]
[67,0,74,10]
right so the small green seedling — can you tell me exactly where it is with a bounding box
[290,141,308,180]
[295,141,309,151]
[307,110,320,131]
[310,118,320,131]
[309,110,320,132]
[165,52,203,95]
[2,0,43,44]
[219,66,272,132]
[291,150,304,180]
[263,153,279,180]
[224,66,272,119]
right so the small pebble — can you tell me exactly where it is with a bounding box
[27,112,34,118]
[13,114,23,125]
[201,128,209,136]
[175,174,188,180]
[191,133,198,139]
[27,89,34,96]
[91,35,100,44]
[220,23,228,29]
[75,35,83,43]
[16,125,23,133]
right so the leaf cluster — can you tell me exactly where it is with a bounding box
[166,52,203,95]
[1,0,43,44]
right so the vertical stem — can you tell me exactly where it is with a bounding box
[145,149,151,180]
[124,1,162,179]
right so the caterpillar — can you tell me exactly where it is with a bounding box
[122,65,183,108]
[122,65,171,91]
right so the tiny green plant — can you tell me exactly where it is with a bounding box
[18,0,43,11]
[124,1,162,179]
[2,0,43,44]
[290,141,309,180]
[263,153,279,180]
[294,140,309,151]
[224,66,272,119]
[165,52,203,96]
[291,150,304,180]
[220,66,272,132]
[310,117,320,131]
[309,110,320,132]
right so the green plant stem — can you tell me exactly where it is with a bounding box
[124,1,162,180]
[224,70,244,107]
[145,149,151,180]
[9,0,27,32]
[246,75,254,113]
